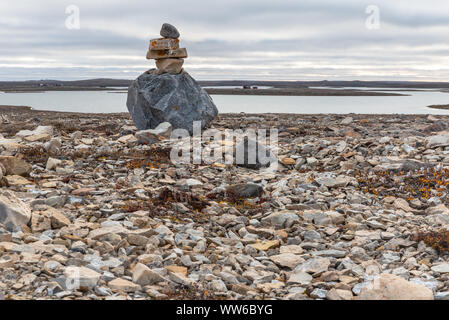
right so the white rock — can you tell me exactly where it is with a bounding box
[135,122,173,145]
[46,157,62,171]
[431,263,449,273]
[132,263,167,286]
[0,191,32,231]
[426,134,449,148]
[358,273,434,300]
[64,266,101,290]
[16,125,54,138]
[341,117,353,125]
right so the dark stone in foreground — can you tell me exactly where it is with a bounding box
[160,23,180,39]
[235,137,276,169]
[226,183,264,199]
[126,71,218,135]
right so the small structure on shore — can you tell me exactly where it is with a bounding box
[127,23,218,135]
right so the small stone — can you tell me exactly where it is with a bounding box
[146,48,188,60]
[31,212,51,232]
[281,157,296,166]
[0,191,32,231]
[394,198,413,212]
[341,117,353,125]
[250,240,280,251]
[208,279,227,292]
[127,234,149,246]
[287,271,312,285]
[295,258,331,275]
[160,23,180,39]
[226,183,263,199]
[327,288,353,300]
[165,265,188,276]
[235,137,276,169]
[46,158,62,171]
[269,253,303,269]
[24,133,50,142]
[358,273,434,300]
[132,263,167,286]
[0,156,32,176]
[426,134,449,148]
[63,266,101,290]
[47,208,71,228]
[280,245,304,255]
[4,175,32,186]
[262,210,300,229]
[135,122,173,145]
[156,58,184,74]
[109,278,141,292]
[431,263,449,273]
[149,38,180,50]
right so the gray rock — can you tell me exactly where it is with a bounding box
[127,71,218,135]
[312,249,346,258]
[135,122,173,145]
[160,23,180,39]
[226,183,263,199]
[262,210,300,229]
[287,271,312,285]
[235,137,276,169]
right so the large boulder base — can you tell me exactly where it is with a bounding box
[126,71,218,135]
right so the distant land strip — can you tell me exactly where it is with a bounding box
[428,104,449,110]
[204,88,405,96]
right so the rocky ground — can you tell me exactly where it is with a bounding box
[2,106,449,300]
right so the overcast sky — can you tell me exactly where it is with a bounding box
[1,0,449,81]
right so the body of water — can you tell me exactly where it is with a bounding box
[0,88,448,114]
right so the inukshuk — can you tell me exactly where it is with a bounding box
[127,23,218,135]
[146,23,187,75]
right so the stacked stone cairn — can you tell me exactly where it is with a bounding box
[146,23,187,75]
[127,23,218,135]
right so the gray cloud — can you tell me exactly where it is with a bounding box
[0,0,448,80]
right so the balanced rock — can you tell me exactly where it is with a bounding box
[155,58,184,74]
[146,48,187,60]
[160,23,180,39]
[127,71,218,134]
[149,38,180,51]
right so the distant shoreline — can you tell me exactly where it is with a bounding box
[0,86,406,96]
[0,87,123,93]
[204,88,405,96]
[427,104,449,110]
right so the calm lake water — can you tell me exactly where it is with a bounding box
[0,88,448,114]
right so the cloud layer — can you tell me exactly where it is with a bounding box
[1,0,449,81]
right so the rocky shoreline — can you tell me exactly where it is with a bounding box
[2,107,449,300]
